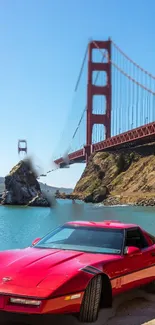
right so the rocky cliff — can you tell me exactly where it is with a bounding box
[73,143,155,205]
[1,160,51,207]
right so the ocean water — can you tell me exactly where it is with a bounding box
[0,200,155,251]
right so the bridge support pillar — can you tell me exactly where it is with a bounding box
[86,39,112,162]
[84,144,93,163]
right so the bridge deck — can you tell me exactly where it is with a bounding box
[54,121,155,166]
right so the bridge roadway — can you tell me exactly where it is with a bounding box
[54,121,155,167]
[1,289,155,325]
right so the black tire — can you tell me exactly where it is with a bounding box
[79,275,102,323]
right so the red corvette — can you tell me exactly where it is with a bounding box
[0,220,155,323]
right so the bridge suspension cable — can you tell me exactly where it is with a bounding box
[48,44,89,174]
[112,40,155,79]
[74,44,88,92]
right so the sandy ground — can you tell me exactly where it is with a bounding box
[1,289,155,325]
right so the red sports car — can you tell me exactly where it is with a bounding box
[0,220,155,323]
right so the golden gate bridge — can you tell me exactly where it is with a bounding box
[52,38,155,168]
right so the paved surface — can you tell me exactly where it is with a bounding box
[107,297,155,325]
[1,289,155,325]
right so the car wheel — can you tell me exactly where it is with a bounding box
[79,275,102,323]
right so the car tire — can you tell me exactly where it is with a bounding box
[79,275,102,323]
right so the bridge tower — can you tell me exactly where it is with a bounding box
[18,139,27,155]
[84,39,112,162]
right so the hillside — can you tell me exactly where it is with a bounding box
[39,182,73,194]
[73,143,155,205]
[0,177,72,195]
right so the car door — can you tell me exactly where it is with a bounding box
[140,231,155,282]
[122,227,155,291]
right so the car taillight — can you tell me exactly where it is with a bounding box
[10,297,41,306]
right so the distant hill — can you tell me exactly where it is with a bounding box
[39,182,73,194]
[0,177,73,194]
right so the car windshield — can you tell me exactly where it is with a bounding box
[34,225,124,255]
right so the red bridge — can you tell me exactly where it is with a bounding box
[54,39,155,167]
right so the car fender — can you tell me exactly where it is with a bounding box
[38,263,111,300]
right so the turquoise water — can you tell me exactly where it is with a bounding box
[0,200,155,251]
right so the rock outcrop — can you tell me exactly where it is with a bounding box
[55,190,83,201]
[84,186,108,203]
[134,197,155,206]
[72,143,155,205]
[1,160,51,207]
[0,193,3,204]
[28,195,51,207]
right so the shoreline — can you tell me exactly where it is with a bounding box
[1,192,155,207]
[56,192,155,207]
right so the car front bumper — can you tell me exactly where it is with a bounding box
[0,291,84,316]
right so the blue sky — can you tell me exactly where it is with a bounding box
[0,0,155,188]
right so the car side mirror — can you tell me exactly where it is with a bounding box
[124,246,140,255]
[32,237,41,246]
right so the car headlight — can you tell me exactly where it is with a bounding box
[10,297,41,306]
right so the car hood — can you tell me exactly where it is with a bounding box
[0,247,120,290]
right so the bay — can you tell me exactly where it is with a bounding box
[0,200,155,251]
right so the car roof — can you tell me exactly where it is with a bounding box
[66,220,139,230]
